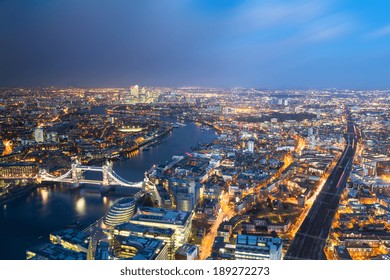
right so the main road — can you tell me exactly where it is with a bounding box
[285,112,358,260]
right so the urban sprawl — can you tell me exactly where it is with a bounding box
[0,86,389,260]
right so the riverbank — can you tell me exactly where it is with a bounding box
[0,120,218,259]
[0,183,38,206]
[87,126,172,165]
[121,126,173,155]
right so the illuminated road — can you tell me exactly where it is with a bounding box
[199,133,305,259]
[285,115,358,260]
[292,134,306,154]
[2,140,13,156]
[199,191,235,260]
[286,158,339,239]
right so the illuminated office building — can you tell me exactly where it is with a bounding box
[0,163,38,179]
[113,223,175,259]
[49,228,89,253]
[130,85,139,100]
[175,243,199,260]
[34,127,44,143]
[234,235,282,260]
[112,235,168,260]
[248,139,254,153]
[26,243,86,260]
[129,207,192,250]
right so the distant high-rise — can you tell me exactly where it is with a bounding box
[46,132,58,142]
[308,127,314,137]
[316,109,321,119]
[130,85,139,100]
[248,139,254,153]
[34,128,44,143]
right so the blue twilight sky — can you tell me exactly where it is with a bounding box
[1,0,390,89]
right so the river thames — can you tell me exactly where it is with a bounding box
[0,120,217,259]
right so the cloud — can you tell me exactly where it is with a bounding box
[216,0,354,50]
[302,14,353,43]
[231,0,328,33]
[1,0,386,88]
[367,25,390,39]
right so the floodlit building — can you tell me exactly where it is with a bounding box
[129,207,192,250]
[49,228,89,253]
[34,127,44,143]
[26,243,86,260]
[104,198,136,227]
[248,139,254,153]
[0,163,39,179]
[113,223,175,259]
[130,85,139,100]
[234,235,283,260]
[175,243,199,260]
[112,235,168,260]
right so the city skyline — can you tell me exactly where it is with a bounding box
[1,0,390,89]
[0,0,389,265]
[1,86,389,261]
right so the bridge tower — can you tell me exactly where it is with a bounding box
[102,160,113,186]
[71,157,82,182]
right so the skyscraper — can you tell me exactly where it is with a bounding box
[248,139,254,153]
[130,85,139,100]
[34,128,44,143]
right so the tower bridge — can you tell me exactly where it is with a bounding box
[38,158,143,189]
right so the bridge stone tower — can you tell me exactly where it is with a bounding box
[102,160,113,186]
[71,157,82,182]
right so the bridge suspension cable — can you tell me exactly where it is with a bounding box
[38,161,143,188]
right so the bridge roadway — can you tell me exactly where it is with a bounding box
[47,179,109,185]
[285,118,358,260]
[39,163,144,188]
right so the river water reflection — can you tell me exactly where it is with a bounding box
[0,120,217,259]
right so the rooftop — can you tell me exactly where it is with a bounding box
[114,222,175,238]
[27,243,86,260]
[236,234,282,252]
[50,228,89,246]
[117,235,165,260]
[131,207,191,226]
[175,243,198,256]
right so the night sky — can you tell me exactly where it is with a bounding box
[1,0,390,89]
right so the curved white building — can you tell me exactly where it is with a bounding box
[104,198,136,227]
